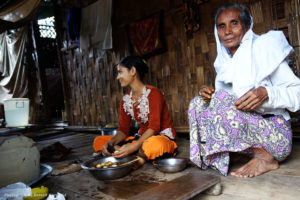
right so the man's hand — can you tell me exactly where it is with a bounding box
[235,86,268,112]
[199,85,215,102]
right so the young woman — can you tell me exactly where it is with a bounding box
[188,3,300,178]
[93,56,177,168]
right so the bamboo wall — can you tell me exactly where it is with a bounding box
[56,0,300,131]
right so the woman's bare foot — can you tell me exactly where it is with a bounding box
[230,152,251,163]
[131,148,148,170]
[230,148,279,178]
[132,156,145,170]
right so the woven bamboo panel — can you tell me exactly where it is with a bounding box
[56,0,300,131]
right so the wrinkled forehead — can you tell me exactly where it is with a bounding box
[216,8,241,24]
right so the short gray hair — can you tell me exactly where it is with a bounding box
[215,3,251,29]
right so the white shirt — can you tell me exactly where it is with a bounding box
[215,60,300,120]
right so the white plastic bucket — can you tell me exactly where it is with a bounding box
[3,98,30,127]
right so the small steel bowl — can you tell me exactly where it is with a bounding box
[153,158,187,173]
[100,127,117,136]
[81,155,137,180]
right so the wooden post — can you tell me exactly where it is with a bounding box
[53,4,71,123]
[31,20,51,122]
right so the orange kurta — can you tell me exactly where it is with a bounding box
[118,85,176,139]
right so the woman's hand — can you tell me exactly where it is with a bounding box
[235,86,268,111]
[112,142,140,158]
[101,143,112,156]
[199,85,215,102]
[101,131,127,156]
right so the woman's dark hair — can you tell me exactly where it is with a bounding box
[215,3,251,30]
[119,56,149,80]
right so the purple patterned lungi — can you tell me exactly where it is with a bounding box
[188,90,292,175]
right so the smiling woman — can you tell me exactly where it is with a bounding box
[93,56,178,169]
[188,3,300,178]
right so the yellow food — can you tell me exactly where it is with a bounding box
[105,123,116,128]
[92,161,123,168]
[24,186,48,200]
[96,164,102,168]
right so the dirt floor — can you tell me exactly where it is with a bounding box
[13,128,300,200]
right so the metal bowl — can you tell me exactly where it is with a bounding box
[100,127,117,136]
[81,156,137,180]
[153,158,187,173]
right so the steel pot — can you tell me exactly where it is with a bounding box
[81,155,137,180]
[153,158,187,173]
[100,127,117,136]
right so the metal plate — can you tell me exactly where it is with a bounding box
[26,164,53,186]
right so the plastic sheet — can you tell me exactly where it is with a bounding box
[0,182,31,200]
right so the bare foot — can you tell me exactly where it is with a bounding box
[230,152,251,163]
[132,156,146,170]
[230,148,279,178]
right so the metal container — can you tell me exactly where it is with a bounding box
[100,127,117,136]
[81,156,137,180]
[153,158,187,173]
[4,98,30,127]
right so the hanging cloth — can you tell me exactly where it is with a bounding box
[80,0,112,51]
[126,11,167,59]
[0,0,41,22]
[67,7,81,44]
[0,0,41,33]
[0,27,28,103]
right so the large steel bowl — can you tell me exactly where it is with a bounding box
[81,156,137,180]
[153,158,187,173]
